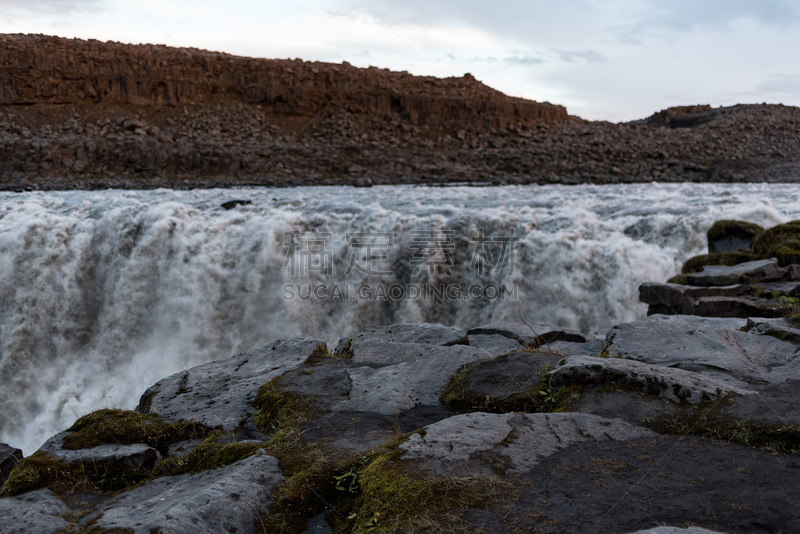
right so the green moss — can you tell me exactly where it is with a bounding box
[0,451,152,498]
[680,251,756,274]
[752,220,800,263]
[347,449,507,533]
[441,361,579,414]
[707,219,764,243]
[303,342,337,366]
[644,399,800,454]
[251,377,318,444]
[257,450,363,534]
[666,273,689,285]
[153,433,266,477]
[63,409,208,453]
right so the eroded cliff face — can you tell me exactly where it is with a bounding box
[0,34,568,131]
[2,34,800,189]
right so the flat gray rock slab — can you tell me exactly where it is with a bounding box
[335,323,468,354]
[550,355,755,405]
[686,258,784,286]
[466,333,523,354]
[0,442,22,485]
[38,441,161,468]
[639,282,745,308]
[467,322,586,346]
[746,317,800,344]
[80,450,283,534]
[605,314,800,384]
[0,489,71,534]
[399,412,655,475]
[685,295,789,318]
[333,344,489,414]
[137,337,324,429]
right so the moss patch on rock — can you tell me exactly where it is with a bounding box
[251,377,318,443]
[442,358,581,414]
[0,451,152,497]
[680,251,756,274]
[707,219,764,243]
[752,220,800,264]
[63,409,208,453]
[645,399,800,454]
[153,432,266,477]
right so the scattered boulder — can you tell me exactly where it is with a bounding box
[79,450,283,534]
[604,314,800,385]
[683,295,790,318]
[335,323,469,354]
[466,322,585,347]
[686,257,784,286]
[549,355,754,404]
[706,219,764,253]
[220,199,252,210]
[38,436,161,469]
[0,489,71,534]
[333,342,490,414]
[398,412,656,475]
[137,337,325,430]
[0,443,22,485]
[752,220,800,265]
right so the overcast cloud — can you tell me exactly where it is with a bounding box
[1,0,798,121]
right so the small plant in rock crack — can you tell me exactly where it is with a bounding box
[333,466,361,493]
[539,381,566,406]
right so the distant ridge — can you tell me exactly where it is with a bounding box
[1,34,800,189]
[0,34,570,131]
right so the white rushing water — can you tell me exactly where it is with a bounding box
[1,182,798,454]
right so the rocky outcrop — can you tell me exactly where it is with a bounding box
[641,220,800,318]
[2,319,800,532]
[0,35,567,130]
[0,443,22,485]
[2,34,800,189]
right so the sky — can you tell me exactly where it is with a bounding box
[2,0,800,121]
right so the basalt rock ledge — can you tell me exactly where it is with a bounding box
[2,317,799,533]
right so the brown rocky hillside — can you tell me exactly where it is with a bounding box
[1,34,800,189]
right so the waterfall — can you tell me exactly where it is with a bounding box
[0,183,795,454]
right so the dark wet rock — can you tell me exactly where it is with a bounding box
[38,437,161,469]
[706,219,764,254]
[398,412,656,476]
[752,220,800,266]
[442,351,564,411]
[683,295,791,318]
[333,343,489,414]
[0,489,71,534]
[0,443,22,485]
[686,258,785,286]
[745,317,800,345]
[79,450,282,534]
[550,355,754,404]
[220,199,252,209]
[466,322,585,347]
[335,323,469,354]
[351,177,373,187]
[604,314,800,385]
[5,319,800,532]
[137,337,324,430]
[639,282,746,314]
[759,280,800,296]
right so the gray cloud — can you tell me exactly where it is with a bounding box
[334,1,800,44]
[553,49,607,64]
[504,54,545,66]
